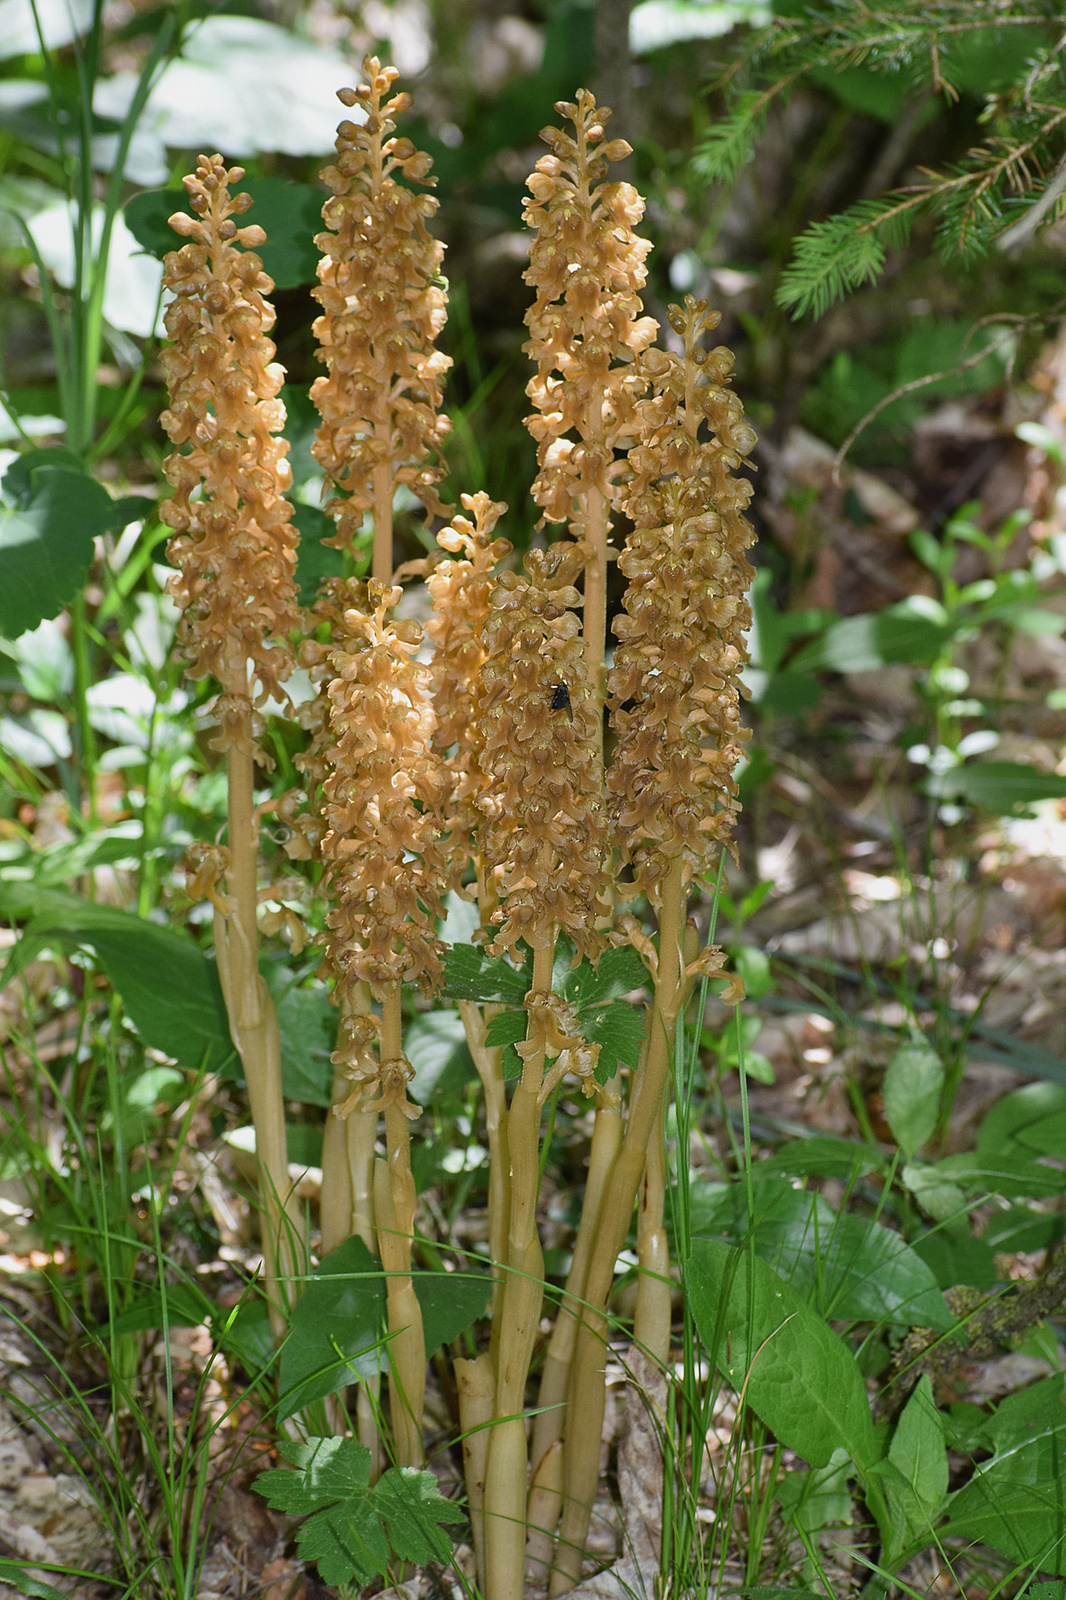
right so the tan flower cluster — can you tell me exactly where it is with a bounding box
[160,155,300,738]
[523,91,658,528]
[477,548,609,957]
[312,57,452,559]
[519,991,603,1106]
[607,296,758,901]
[425,491,511,887]
[313,579,448,1028]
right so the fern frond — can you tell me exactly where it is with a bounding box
[775,198,917,320]
[693,90,767,184]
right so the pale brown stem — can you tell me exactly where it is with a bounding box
[550,859,686,1595]
[633,1124,671,1368]
[456,1353,495,1592]
[373,459,394,583]
[529,1073,621,1476]
[525,1438,564,1586]
[320,1066,354,1256]
[377,983,425,1467]
[458,999,510,1314]
[582,481,608,753]
[483,940,555,1600]
[218,732,302,1342]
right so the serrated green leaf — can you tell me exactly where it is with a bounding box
[442,943,530,1004]
[581,997,646,1081]
[687,1238,878,1471]
[373,1467,465,1565]
[883,1039,944,1159]
[255,1435,462,1590]
[485,1007,527,1080]
[0,886,234,1074]
[563,945,648,1007]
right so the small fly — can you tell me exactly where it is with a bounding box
[550,681,573,722]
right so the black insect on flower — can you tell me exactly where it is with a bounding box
[550,681,573,722]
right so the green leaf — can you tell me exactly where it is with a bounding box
[687,1238,878,1471]
[581,997,646,1081]
[563,945,648,1007]
[977,1082,1066,1159]
[371,1466,466,1565]
[692,1179,952,1330]
[0,1562,69,1600]
[981,1205,1066,1256]
[413,1267,491,1354]
[926,760,1066,813]
[485,1007,527,1080]
[911,1227,1000,1290]
[775,1449,854,1535]
[273,981,337,1107]
[884,1375,948,1541]
[278,1237,386,1420]
[759,1136,886,1181]
[442,943,530,1005]
[883,1039,944,1159]
[0,887,234,1074]
[293,503,345,606]
[0,459,121,638]
[790,602,950,674]
[255,1435,463,1590]
[125,176,324,289]
[108,1282,215,1335]
[405,1009,475,1101]
[944,1376,1066,1576]
[934,1151,1066,1199]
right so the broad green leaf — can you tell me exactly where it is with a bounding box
[692,1179,952,1330]
[944,1376,1066,1576]
[982,1205,1066,1255]
[927,760,1066,812]
[687,1238,878,1471]
[0,887,234,1074]
[934,1151,1066,1199]
[911,1227,999,1289]
[125,176,323,289]
[883,1039,943,1159]
[273,982,337,1107]
[775,1448,853,1535]
[279,1240,490,1419]
[790,604,950,674]
[413,1267,491,1354]
[278,1237,386,1419]
[902,1163,968,1223]
[885,1376,948,1540]
[292,503,345,605]
[759,1136,886,1181]
[442,943,530,1005]
[0,1562,69,1600]
[1026,1585,1066,1600]
[405,1009,475,1101]
[0,460,123,638]
[977,1082,1066,1160]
